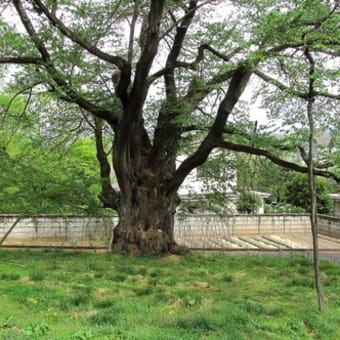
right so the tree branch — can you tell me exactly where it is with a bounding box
[255,69,340,100]
[1,82,40,116]
[31,0,127,69]
[127,1,139,65]
[149,2,198,166]
[164,1,197,99]
[182,69,235,111]
[148,45,241,85]
[127,0,165,115]
[201,44,242,63]
[12,0,118,126]
[217,140,339,182]
[93,117,120,210]
[167,67,252,194]
[159,0,218,40]
[0,56,44,65]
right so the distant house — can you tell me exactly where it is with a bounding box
[177,155,269,214]
[177,154,237,214]
[178,159,237,197]
[329,194,340,217]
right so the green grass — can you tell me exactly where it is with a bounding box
[0,249,339,339]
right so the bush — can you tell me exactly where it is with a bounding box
[283,173,333,214]
[236,191,263,214]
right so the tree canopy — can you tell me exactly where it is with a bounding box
[0,0,339,254]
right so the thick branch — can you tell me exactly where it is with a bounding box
[0,56,44,65]
[167,67,252,194]
[128,0,165,115]
[149,2,197,166]
[164,1,197,99]
[210,67,251,135]
[93,117,119,210]
[127,1,139,65]
[217,140,339,182]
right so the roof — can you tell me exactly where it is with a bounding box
[250,191,271,199]
[329,194,340,201]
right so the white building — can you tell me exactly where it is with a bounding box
[329,194,340,217]
[177,154,270,214]
[177,154,237,214]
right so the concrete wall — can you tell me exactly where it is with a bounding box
[318,215,340,238]
[0,214,310,240]
[174,214,311,243]
[1,214,339,245]
[334,201,340,217]
[0,215,116,241]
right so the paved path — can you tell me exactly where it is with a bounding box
[179,232,340,250]
[2,233,340,263]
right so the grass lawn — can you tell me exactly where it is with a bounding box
[0,249,339,339]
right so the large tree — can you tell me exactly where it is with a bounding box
[0,0,339,255]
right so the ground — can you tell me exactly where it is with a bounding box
[0,250,339,339]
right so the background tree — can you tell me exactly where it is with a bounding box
[236,155,290,205]
[283,173,333,214]
[0,0,339,255]
[236,155,336,213]
[0,93,105,214]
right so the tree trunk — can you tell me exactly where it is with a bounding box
[111,172,181,255]
[305,48,324,311]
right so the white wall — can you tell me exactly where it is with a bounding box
[1,214,339,246]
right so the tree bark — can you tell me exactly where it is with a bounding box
[305,48,324,312]
[111,170,180,255]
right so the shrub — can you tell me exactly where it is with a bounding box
[236,191,263,214]
[283,173,333,214]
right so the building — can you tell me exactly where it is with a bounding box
[329,194,340,217]
[177,154,269,214]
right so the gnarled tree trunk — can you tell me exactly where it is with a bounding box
[111,170,180,255]
[112,191,178,255]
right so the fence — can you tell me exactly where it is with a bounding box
[0,213,339,249]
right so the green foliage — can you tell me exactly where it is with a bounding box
[236,191,263,214]
[236,152,337,214]
[0,134,103,215]
[24,322,49,337]
[0,91,105,215]
[283,173,333,214]
[236,154,288,200]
